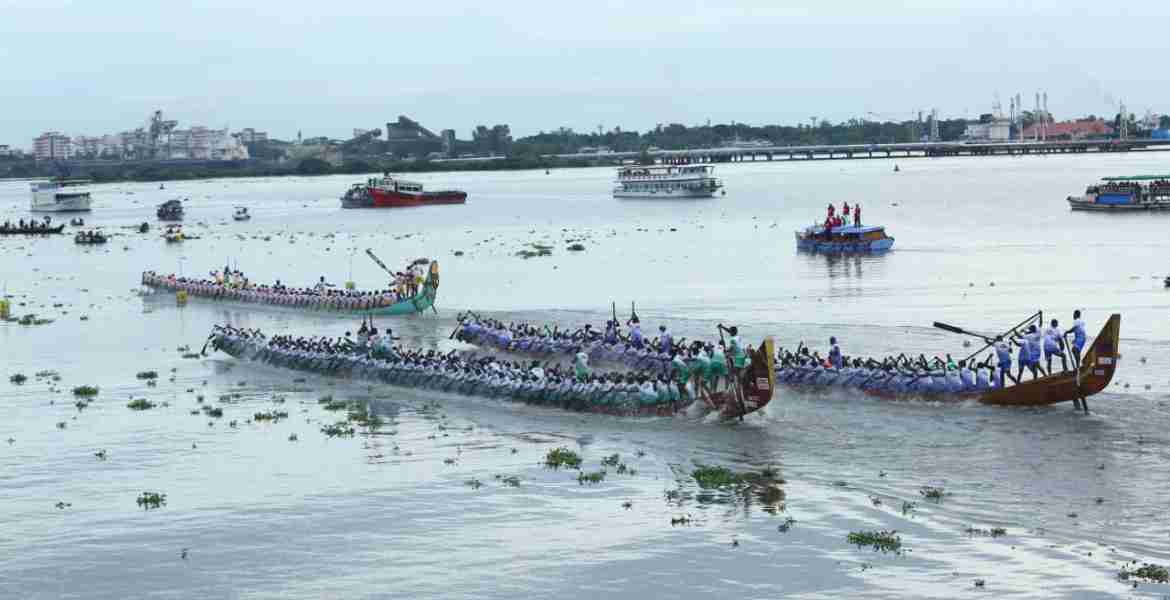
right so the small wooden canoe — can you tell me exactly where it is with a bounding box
[0,225,65,235]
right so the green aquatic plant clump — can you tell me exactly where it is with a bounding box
[919,486,946,501]
[127,398,157,410]
[577,470,606,485]
[321,422,356,438]
[135,371,159,380]
[692,465,743,489]
[72,385,99,397]
[1119,562,1169,584]
[10,373,27,385]
[253,410,289,422]
[136,491,166,510]
[848,530,903,554]
[544,447,583,470]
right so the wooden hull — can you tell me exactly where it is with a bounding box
[142,262,439,317]
[211,333,775,419]
[781,315,1121,407]
[0,225,65,235]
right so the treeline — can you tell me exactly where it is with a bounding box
[511,119,973,156]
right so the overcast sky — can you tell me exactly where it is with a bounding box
[2,0,1167,145]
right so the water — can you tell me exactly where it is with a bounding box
[2,154,1169,598]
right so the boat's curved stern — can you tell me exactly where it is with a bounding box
[1076,313,1121,396]
[723,337,776,418]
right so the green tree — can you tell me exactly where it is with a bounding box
[296,158,333,175]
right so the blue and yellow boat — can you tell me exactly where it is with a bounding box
[795,224,894,253]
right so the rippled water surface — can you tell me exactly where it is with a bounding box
[2,154,1170,598]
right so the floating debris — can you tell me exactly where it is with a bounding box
[465,479,483,489]
[9,373,27,385]
[72,385,99,397]
[288,434,298,442]
[777,517,797,532]
[670,515,693,526]
[135,371,159,380]
[55,501,72,510]
[847,530,903,554]
[566,243,586,252]
[94,449,108,460]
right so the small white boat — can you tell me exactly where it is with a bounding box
[233,207,251,221]
[612,164,722,199]
[30,178,93,212]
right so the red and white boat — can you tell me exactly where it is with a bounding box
[341,175,467,209]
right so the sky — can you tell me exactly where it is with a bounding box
[2,0,1168,146]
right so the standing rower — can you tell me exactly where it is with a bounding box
[1068,310,1087,368]
[827,336,843,369]
[1044,318,1068,373]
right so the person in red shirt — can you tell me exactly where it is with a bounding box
[842,202,851,218]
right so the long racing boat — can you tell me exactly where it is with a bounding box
[207,328,776,419]
[142,262,440,316]
[456,313,1121,409]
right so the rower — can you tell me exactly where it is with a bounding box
[627,317,644,349]
[658,325,673,354]
[827,336,843,370]
[1068,310,1087,368]
[993,336,1017,387]
[1043,319,1068,373]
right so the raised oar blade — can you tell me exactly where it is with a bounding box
[732,337,776,418]
[365,249,394,276]
[933,321,968,335]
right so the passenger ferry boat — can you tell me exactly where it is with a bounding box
[1067,175,1170,211]
[796,224,895,253]
[612,165,723,199]
[29,178,93,212]
[340,175,467,209]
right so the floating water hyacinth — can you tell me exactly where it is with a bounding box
[1118,562,1168,584]
[72,385,99,397]
[136,491,166,510]
[9,373,27,385]
[577,470,606,485]
[320,422,355,438]
[543,447,582,470]
[691,465,742,489]
[127,398,157,410]
[135,371,159,380]
[919,486,947,501]
[847,530,903,554]
[252,410,288,422]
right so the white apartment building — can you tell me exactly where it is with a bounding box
[32,131,72,160]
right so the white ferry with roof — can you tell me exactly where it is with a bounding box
[29,178,93,212]
[612,164,723,199]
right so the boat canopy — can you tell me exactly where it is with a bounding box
[806,225,884,235]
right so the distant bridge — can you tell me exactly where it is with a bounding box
[544,138,1170,164]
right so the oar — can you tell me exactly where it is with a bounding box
[933,322,991,341]
[365,249,395,277]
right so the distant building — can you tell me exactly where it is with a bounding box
[353,128,370,139]
[0,144,21,157]
[238,128,268,144]
[441,129,456,155]
[1022,120,1113,140]
[963,119,1011,142]
[33,131,72,160]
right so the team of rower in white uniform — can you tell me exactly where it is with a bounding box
[455,310,1090,397]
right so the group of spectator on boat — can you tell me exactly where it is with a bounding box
[823,202,861,230]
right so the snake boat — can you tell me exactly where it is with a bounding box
[207,329,776,419]
[0,224,65,235]
[458,313,1121,409]
[142,261,439,316]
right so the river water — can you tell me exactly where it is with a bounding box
[2,154,1169,598]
